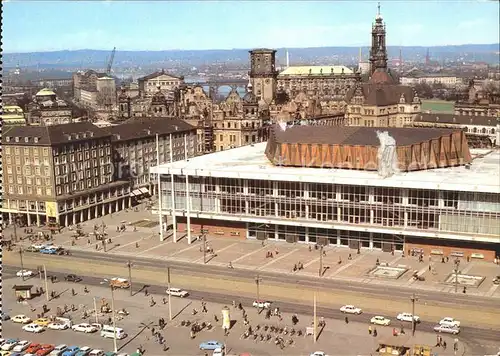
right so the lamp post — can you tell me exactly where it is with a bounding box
[319,245,324,277]
[167,266,172,321]
[410,293,419,336]
[126,260,133,296]
[19,248,25,281]
[454,259,461,293]
[101,279,118,353]
[203,233,207,264]
[101,222,107,252]
[255,275,262,301]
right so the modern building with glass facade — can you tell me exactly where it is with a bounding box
[151,141,500,261]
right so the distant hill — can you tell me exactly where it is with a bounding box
[4,44,499,69]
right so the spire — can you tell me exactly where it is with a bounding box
[377,2,381,16]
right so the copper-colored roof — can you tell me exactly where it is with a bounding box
[345,83,416,106]
[369,69,395,84]
[271,125,458,146]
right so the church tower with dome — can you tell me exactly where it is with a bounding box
[369,3,389,77]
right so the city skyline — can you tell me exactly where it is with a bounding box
[3,0,500,53]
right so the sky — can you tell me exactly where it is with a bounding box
[3,0,499,53]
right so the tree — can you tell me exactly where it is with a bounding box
[414,83,434,99]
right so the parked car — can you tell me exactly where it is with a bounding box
[493,276,500,285]
[212,348,225,356]
[252,300,272,309]
[64,274,82,283]
[396,312,420,323]
[61,346,79,356]
[13,341,31,352]
[439,317,461,328]
[0,312,10,321]
[11,315,32,324]
[433,324,460,335]
[75,346,92,356]
[25,246,40,252]
[199,341,224,351]
[89,350,104,356]
[36,345,55,356]
[16,270,33,277]
[72,324,97,333]
[48,322,69,330]
[49,345,68,356]
[40,247,62,255]
[26,344,42,354]
[310,352,329,356]
[165,287,188,297]
[23,323,45,333]
[1,339,20,351]
[34,318,51,326]
[340,305,362,314]
[370,316,391,326]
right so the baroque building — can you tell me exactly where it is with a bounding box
[27,88,73,126]
[344,6,421,127]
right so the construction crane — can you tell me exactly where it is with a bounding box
[106,47,116,75]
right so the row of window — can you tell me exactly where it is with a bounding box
[5,156,50,165]
[4,146,50,156]
[7,185,52,196]
[6,166,50,176]
[53,141,110,155]
[6,176,50,186]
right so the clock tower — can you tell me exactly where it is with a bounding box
[369,3,388,75]
[249,48,278,104]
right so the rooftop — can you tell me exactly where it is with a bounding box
[272,125,456,146]
[105,118,194,141]
[416,113,499,127]
[279,66,354,77]
[151,143,500,194]
[36,88,56,96]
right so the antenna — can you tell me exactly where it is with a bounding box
[377,2,381,16]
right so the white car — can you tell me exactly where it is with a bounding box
[340,305,362,314]
[32,243,47,250]
[11,314,32,324]
[439,317,461,328]
[89,350,105,356]
[72,323,98,333]
[13,340,31,352]
[370,316,391,326]
[433,324,460,334]
[397,312,420,323]
[252,300,272,309]
[50,344,68,355]
[48,321,69,330]
[16,269,34,277]
[1,339,19,351]
[23,323,45,333]
[165,287,189,297]
[78,347,92,354]
[212,348,225,356]
[310,352,329,356]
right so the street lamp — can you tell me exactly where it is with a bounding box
[19,248,25,281]
[319,245,324,277]
[203,233,207,264]
[126,260,133,296]
[255,275,262,301]
[410,293,419,336]
[101,279,118,353]
[454,259,461,293]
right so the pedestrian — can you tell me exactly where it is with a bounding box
[368,325,372,335]
[443,340,447,350]
[344,316,349,324]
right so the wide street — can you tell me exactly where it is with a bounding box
[2,266,490,356]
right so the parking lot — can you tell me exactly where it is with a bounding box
[2,270,472,356]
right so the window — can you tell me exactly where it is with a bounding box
[43,148,49,156]
[46,188,52,195]
[27,177,33,185]
[24,147,30,155]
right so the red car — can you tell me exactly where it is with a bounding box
[26,343,42,354]
[35,344,55,356]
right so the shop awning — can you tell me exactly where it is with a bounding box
[139,187,149,195]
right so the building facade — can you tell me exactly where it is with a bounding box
[249,49,279,104]
[105,118,197,198]
[27,88,73,126]
[152,142,500,261]
[137,70,184,97]
[1,123,131,227]
[400,75,461,88]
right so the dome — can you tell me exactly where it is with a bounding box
[243,91,257,104]
[36,88,56,97]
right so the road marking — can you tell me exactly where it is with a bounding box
[192,242,239,263]
[389,256,403,266]
[461,262,474,274]
[112,235,152,252]
[485,284,499,297]
[329,253,369,277]
[169,241,203,257]
[232,245,268,263]
[304,256,321,268]
[137,239,174,256]
[257,248,299,270]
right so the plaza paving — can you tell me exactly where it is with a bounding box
[5,200,500,301]
[1,273,479,356]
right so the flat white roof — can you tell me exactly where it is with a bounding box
[151,143,500,194]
